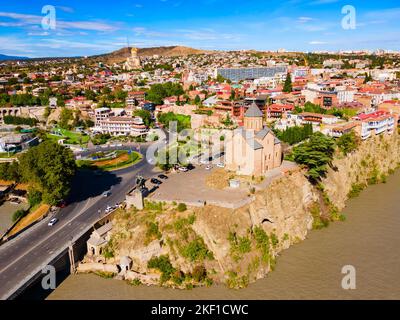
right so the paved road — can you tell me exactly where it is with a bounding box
[0,141,165,300]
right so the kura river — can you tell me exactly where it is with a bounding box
[47,170,400,300]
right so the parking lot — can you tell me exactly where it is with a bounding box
[148,165,251,208]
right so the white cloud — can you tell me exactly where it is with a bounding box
[27,31,50,36]
[57,6,74,13]
[297,16,313,23]
[0,11,118,32]
[309,41,328,45]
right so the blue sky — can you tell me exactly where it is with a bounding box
[0,0,399,57]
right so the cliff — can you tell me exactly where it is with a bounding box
[323,133,400,210]
[78,132,400,288]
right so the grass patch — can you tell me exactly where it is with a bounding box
[77,150,141,171]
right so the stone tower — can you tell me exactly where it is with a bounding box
[124,47,141,70]
[244,102,263,131]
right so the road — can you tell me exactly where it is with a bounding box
[0,142,163,300]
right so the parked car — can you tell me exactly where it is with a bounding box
[48,218,58,227]
[178,166,188,172]
[9,198,21,205]
[200,159,209,165]
[158,174,168,180]
[102,191,111,197]
[57,200,67,208]
[105,205,115,213]
[217,162,225,168]
[205,165,212,170]
[151,178,162,185]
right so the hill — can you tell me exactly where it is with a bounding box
[93,46,211,64]
[0,54,30,61]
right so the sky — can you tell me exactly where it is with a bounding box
[0,0,399,57]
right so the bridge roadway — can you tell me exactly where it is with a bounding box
[0,144,157,300]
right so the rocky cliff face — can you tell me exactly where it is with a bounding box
[79,133,400,288]
[323,133,400,210]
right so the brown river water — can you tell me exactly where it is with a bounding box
[47,170,400,300]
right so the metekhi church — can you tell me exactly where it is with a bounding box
[225,103,282,176]
[124,47,142,70]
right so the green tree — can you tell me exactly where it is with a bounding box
[134,109,152,127]
[290,132,335,182]
[337,131,360,155]
[283,73,293,93]
[18,141,77,205]
[59,108,74,129]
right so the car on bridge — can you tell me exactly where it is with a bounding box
[48,218,58,226]
[102,191,111,197]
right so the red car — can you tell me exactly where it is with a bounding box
[57,200,67,208]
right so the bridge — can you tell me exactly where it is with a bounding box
[0,148,155,300]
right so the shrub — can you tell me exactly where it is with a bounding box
[348,183,366,198]
[171,270,185,285]
[147,255,175,283]
[12,209,26,222]
[270,233,279,248]
[144,200,163,211]
[129,279,142,286]
[228,232,252,260]
[181,237,214,262]
[253,226,270,263]
[28,189,42,207]
[310,202,328,230]
[177,203,187,212]
[94,271,115,279]
[146,222,162,241]
[337,131,360,155]
[191,265,207,282]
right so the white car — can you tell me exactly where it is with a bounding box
[200,159,209,165]
[178,166,188,172]
[217,163,225,168]
[205,165,212,170]
[48,218,58,226]
[102,191,111,197]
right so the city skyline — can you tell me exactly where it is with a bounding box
[0,0,399,58]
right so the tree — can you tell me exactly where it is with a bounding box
[134,109,152,127]
[0,161,20,181]
[59,108,74,129]
[363,72,372,84]
[291,132,335,182]
[283,73,293,93]
[146,82,184,105]
[18,141,76,205]
[3,115,38,127]
[194,95,201,105]
[8,78,18,86]
[85,89,97,101]
[337,131,360,155]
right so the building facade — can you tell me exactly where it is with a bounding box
[225,103,282,176]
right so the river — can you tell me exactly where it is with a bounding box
[47,170,400,300]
